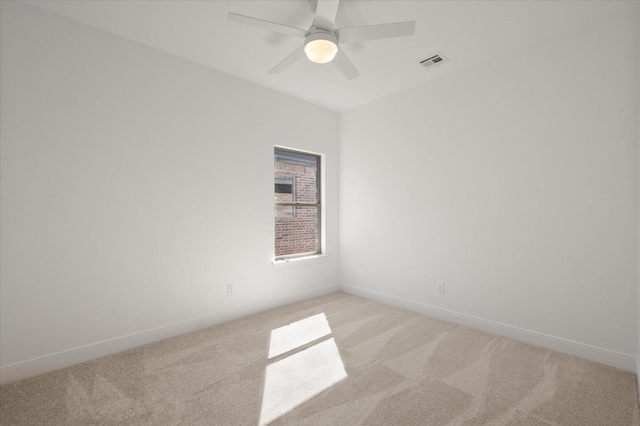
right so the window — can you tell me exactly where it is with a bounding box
[274,147,321,259]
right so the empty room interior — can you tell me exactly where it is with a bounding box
[1,0,640,424]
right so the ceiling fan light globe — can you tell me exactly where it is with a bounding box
[304,39,338,64]
[304,32,339,64]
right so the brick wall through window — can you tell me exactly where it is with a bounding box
[274,160,318,257]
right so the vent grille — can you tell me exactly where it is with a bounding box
[419,53,448,69]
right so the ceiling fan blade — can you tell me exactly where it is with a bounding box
[228,12,307,38]
[336,21,415,44]
[268,47,306,74]
[333,49,359,80]
[312,0,340,30]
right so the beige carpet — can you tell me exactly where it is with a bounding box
[1,292,639,425]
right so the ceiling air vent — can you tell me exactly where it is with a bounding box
[419,53,448,70]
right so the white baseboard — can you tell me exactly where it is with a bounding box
[0,283,339,385]
[636,357,640,405]
[341,283,636,372]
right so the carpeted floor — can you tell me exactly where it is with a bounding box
[1,292,639,425]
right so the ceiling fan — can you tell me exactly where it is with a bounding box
[228,0,416,80]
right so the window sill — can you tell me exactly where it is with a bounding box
[271,254,329,269]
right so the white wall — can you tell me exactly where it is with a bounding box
[0,2,339,384]
[637,0,640,393]
[340,7,639,370]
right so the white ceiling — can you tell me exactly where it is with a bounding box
[25,0,628,112]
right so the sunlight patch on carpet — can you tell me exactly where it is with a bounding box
[260,313,347,425]
[268,312,332,359]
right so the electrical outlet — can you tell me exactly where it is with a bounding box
[227,284,234,296]
[437,283,445,294]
